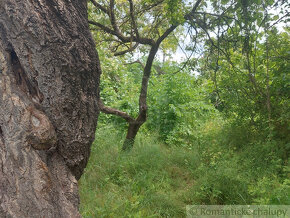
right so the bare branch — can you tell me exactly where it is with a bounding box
[114,42,139,56]
[128,0,140,40]
[89,20,117,35]
[90,0,108,14]
[268,12,290,29]
[109,0,126,40]
[98,99,135,123]
[89,20,154,46]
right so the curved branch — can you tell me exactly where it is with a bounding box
[139,24,178,113]
[98,99,135,123]
[89,20,116,35]
[109,0,126,39]
[114,42,139,56]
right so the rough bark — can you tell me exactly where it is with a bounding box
[0,0,100,217]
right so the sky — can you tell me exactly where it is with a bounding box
[170,1,289,63]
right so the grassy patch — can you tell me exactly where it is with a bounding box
[79,123,289,217]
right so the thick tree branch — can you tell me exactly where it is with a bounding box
[98,99,135,123]
[128,0,140,40]
[109,0,123,37]
[139,24,178,114]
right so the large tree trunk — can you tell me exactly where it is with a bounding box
[0,0,100,217]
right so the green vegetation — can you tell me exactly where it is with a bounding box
[79,54,289,216]
[80,0,289,217]
[80,118,289,217]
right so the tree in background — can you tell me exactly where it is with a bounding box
[89,0,203,150]
[195,0,289,137]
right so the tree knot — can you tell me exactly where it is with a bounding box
[26,106,57,150]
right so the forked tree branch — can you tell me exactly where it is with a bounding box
[89,0,155,47]
[92,0,203,148]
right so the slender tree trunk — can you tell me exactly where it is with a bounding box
[93,0,202,151]
[122,121,143,151]
[0,0,100,217]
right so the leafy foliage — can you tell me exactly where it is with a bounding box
[80,0,290,216]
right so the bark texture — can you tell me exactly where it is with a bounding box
[0,0,100,217]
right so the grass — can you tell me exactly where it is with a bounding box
[79,123,289,217]
[79,126,200,217]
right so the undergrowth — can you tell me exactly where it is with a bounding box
[79,121,289,217]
